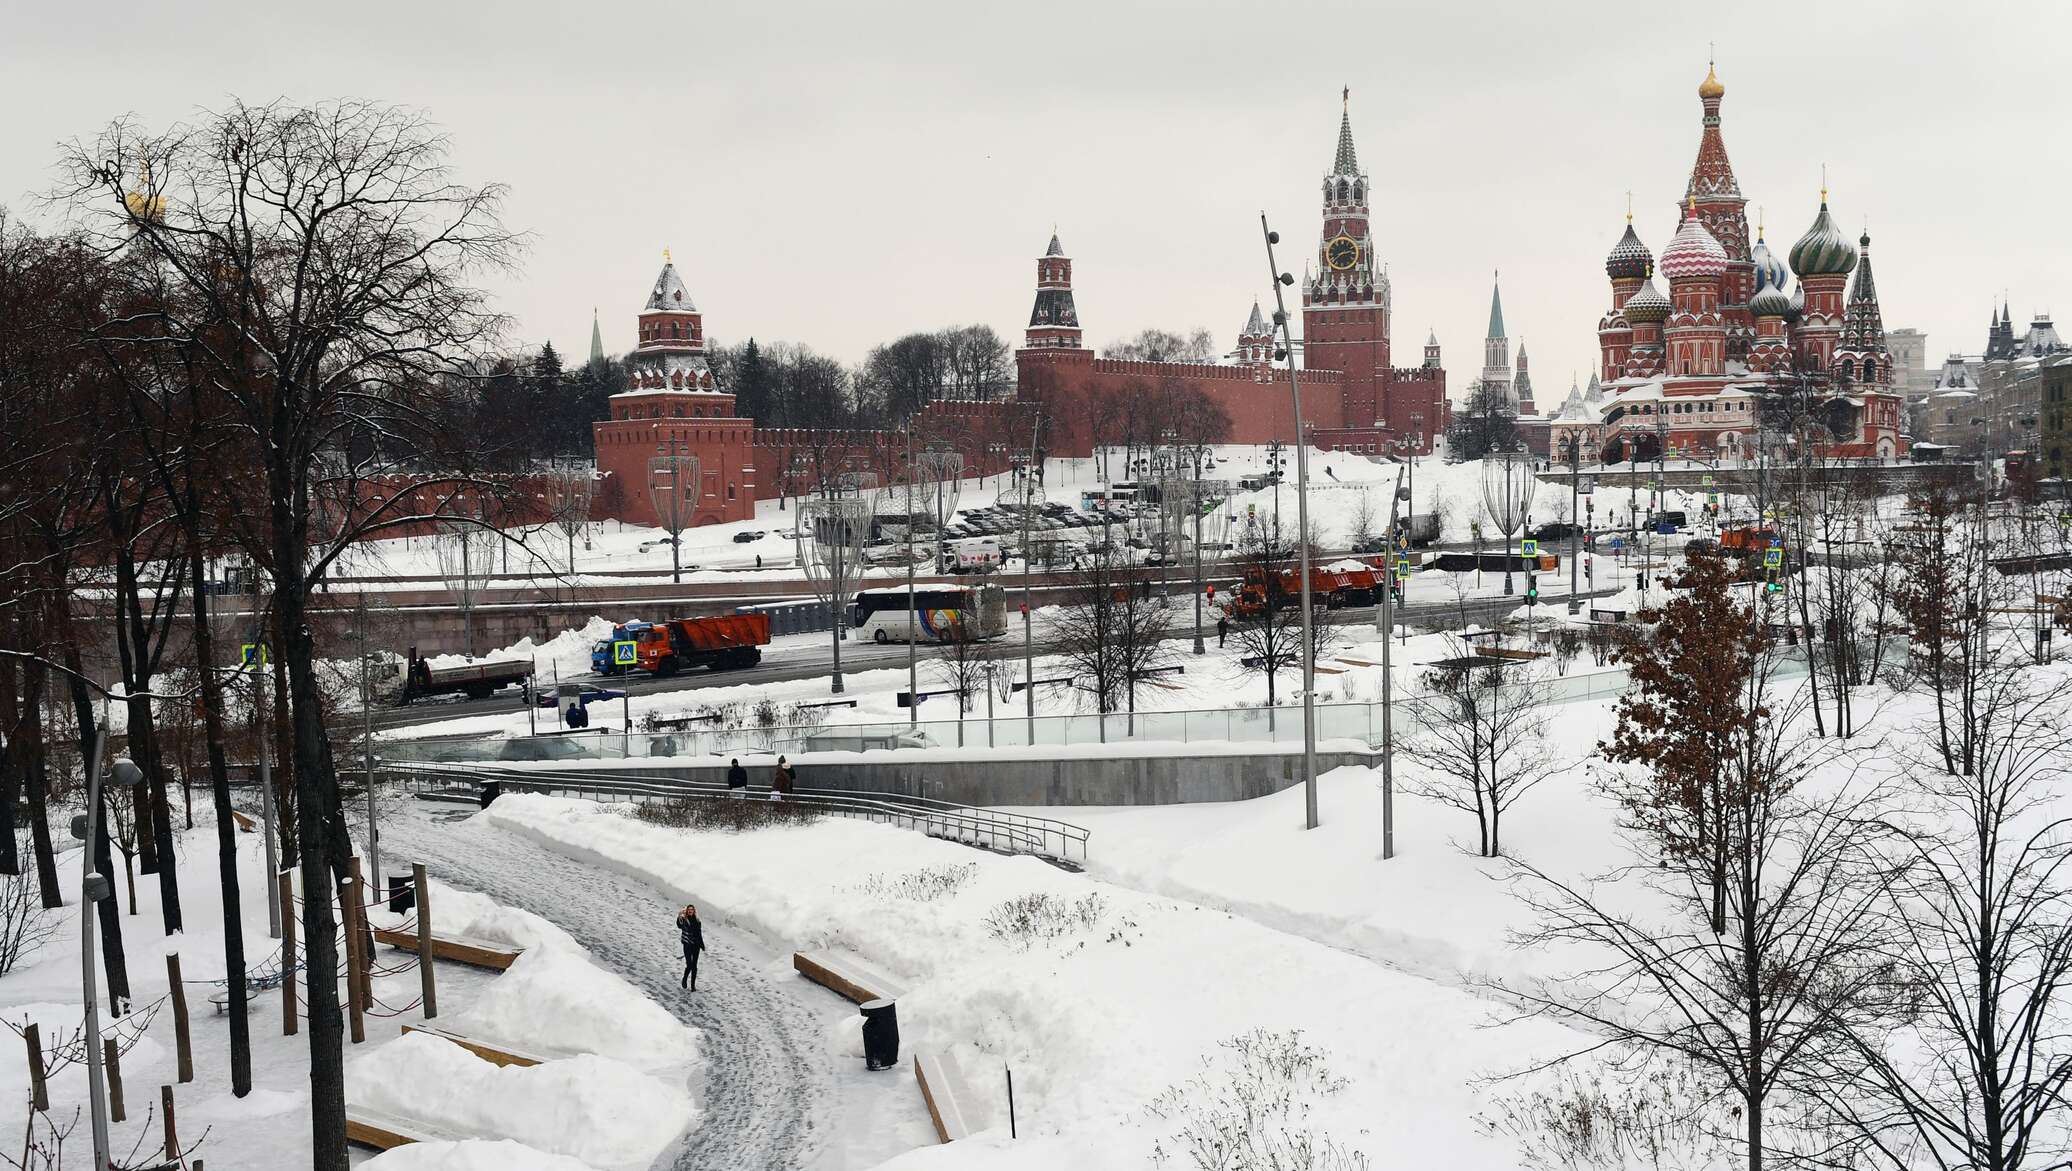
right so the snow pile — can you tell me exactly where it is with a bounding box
[450,946,700,1071]
[393,880,584,956]
[364,1139,599,1171]
[345,1032,691,1171]
[481,793,1584,1168]
[424,616,622,679]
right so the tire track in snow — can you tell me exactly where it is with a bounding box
[381,806,829,1171]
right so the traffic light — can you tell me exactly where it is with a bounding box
[1526,574,1538,606]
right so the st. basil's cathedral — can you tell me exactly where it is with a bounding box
[1549,64,1907,465]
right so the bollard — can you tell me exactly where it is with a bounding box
[105,1039,126,1122]
[414,863,437,1020]
[23,1022,47,1112]
[161,1085,178,1162]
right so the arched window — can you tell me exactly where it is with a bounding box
[1863,360,1877,382]
[1336,180,1348,203]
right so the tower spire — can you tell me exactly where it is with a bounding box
[1332,90,1358,175]
[589,306,604,365]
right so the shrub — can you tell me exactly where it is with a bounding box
[631,795,819,831]
[981,890,1111,949]
[0,835,59,976]
[1148,1028,1367,1171]
[855,862,979,902]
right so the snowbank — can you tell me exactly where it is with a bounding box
[345,1032,691,1171]
[363,1139,600,1171]
[480,793,1584,1169]
[450,946,700,1071]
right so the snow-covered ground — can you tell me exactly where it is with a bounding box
[476,792,1588,1170]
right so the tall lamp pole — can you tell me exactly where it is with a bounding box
[1260,213,1321,830]
[1377,470,1405,858]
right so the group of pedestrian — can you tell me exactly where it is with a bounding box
[722,756,796,800]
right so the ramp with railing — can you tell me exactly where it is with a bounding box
[383,763,1090,868]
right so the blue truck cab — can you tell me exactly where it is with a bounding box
[590,621,654,675]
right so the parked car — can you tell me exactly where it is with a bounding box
[1529,521,1586,543]
[1643,510,1688,532]
[532,683,627,709]
[732,530,767,543]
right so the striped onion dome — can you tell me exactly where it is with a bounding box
[1750,280,1793,318]
[1789,199,1859,277]
[1604,223,1654,280]
[1750,233,1788,294]
[1621,275,1671,323]
[1659,205,1728,281]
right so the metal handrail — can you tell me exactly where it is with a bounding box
[386,763,1090,865]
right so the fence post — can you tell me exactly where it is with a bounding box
[343,859,367,1044]
[166,954,193,1083]
[280,871,298,1036]
[104,1038,125,1122]
[415,863,437,1020]
[161,1085,179,1163]
[23,1022,47,1112]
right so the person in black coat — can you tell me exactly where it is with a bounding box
[725,758,748,797]
[676,904,705,990]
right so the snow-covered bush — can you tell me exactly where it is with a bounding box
[630,796,817,831]
[1476,1061,1718,1171]
[1147,1028,1367,1171]
[853,862,977,902]
[981,890,1110,949]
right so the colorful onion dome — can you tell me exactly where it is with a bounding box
[1749,233,1787,294]
[1604,223,1654,281]
[1659,205,1727,281]
[1789,198,1858,277]
[1621,276,1671,323]
[1750,280,1792,318]
[1698,63,1725,101]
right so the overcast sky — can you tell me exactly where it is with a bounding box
[4,1,2063,403]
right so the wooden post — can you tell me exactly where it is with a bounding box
[104,1038,126,1122]
[161,1084,178,1163]
[343,861,366,1044]
[414,863,437,1019]
[22,1022,47,1112]
[166,954,193,1084]
[280,871,298,1036]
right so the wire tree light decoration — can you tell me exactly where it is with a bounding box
[1480,449,1537,595]
[890,443,965,722]
[647,445,701,584]
[797,470,878,694]
[1161,475,1233,654]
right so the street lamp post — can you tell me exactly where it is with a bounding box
[1260,213,1322,830]
[1378,470,1406,859]
[75,728,119,1171]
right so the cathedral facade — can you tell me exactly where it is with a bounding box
[1554,66,1908,465]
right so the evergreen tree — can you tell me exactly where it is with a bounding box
[733,337,771,424]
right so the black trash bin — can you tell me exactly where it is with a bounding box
[860,998,899,1071]
[387,872,415,915]
[479,780,503,808]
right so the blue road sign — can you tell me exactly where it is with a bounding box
[613,640,637,666]
[1764,549,1784,569]
[1520,538,1540,557]
[239,642,268,667]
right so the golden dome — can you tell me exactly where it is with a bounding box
[1698,63,1725,101]
[124,162,164,223]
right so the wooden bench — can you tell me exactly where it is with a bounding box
[345,1106,453,1150]
[792,950,903,1004]
[399,1024,553,1068]
[915,1050,985,1142]
[229,809,257,833]
[372,926,524,971]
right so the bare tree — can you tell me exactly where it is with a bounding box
[1225,513,1339,719]
[62,98,523,1168]
[433,517,500,657]
[1049,517,1175,727]
[1402,640,1562,858]
[1497,661,1900,1171]
[543,467,592,574]
[0,832,59,974]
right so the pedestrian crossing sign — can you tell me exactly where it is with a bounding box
[1520,538,1539,556]
[1764,549,1783,569]
[1395,558,1411,578]
[239,642,268,667]
[1702,474,1715,487]
[613,640,637,666]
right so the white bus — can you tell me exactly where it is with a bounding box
[849,584,1007,644]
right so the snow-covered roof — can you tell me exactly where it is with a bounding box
[645,262,697,313]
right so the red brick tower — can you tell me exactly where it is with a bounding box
[1301,90,1390,430]
[1660,202,1729,377]
[627,253,719,391]
[1685,63,1754,361]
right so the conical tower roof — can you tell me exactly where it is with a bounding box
[1243,299,1267,336]
[1045,232,1065,257]
[588,308,605,364]
[1487,277,1506,339]
[1685,62,1743,202]
[1332,88,1359,175]
[1839,233,1886,355]
[645,259,696,312]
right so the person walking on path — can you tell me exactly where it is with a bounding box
[725,758,748,797]
[676,904,705,990]
[770,756,797,802]
[1216,614,1228,648]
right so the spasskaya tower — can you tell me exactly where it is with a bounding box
[1300,89,1445,451]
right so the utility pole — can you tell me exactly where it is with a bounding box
[1568,435,1582,613]
[1377,470,1404,859]
[1260,213,1321,830]
[904,426,919,727]
[358,596,378,891]
[1019,416,1045,739]
[78,726,115,1171]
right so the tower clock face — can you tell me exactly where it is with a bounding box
[1325,235,1360,271]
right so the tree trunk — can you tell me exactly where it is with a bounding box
[189,544,252,1096]
[17,666,62,909]
[110,548,162,878]
[54,640,131,1010]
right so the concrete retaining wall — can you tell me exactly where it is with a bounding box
[559,747,1375,807]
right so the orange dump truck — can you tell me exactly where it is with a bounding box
[632,613,770,676]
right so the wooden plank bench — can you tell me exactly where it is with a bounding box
[229,809,257,833]
[399,1024,553,1068]
[345,1106,453,1150]
[373,926,523,971]
[915,1050,985,1142]
[792,950,903,1004]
